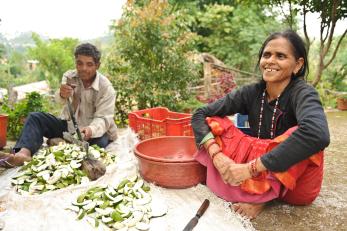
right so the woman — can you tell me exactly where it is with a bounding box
[191,30,330,219]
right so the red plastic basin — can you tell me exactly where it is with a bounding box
[134,136,206,189]
[0,115,8,149]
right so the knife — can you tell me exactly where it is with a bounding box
[183,199,210,231]
[66,97,90,156]
[64,81,106,181]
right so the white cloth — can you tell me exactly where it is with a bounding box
[0,129,254,231]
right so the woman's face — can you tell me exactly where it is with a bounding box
[259,37,304,85]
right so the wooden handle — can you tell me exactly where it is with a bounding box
[196,199,210,218]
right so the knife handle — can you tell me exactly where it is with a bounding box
[196,199,210,218]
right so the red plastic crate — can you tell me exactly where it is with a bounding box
[128,107,193,140]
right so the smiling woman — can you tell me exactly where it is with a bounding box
[0,0,126,39]
[260,38,304,97]
[191,29,330,219]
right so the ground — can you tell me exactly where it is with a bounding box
[1,111,346,230]
[253,111,347,231]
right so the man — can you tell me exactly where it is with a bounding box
[0,43,117,168]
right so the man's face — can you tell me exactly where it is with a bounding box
[75,55,99,83]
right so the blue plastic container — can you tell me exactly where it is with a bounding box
[235,113,249,127]
[235,113,252,135]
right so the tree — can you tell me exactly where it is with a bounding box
[304,0,347,86]
[267,0,347,86]
[323,36,347,91]
[139,1,287,72]
[194,3,286,70]
[104,0,199,126]
[0,43,6,59]
[8,50,26,77]
[28,34,78,89]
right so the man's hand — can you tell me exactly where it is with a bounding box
[59,84,75,99]
[81,127,92,140]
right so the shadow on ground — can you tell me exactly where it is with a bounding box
[253,111,347,231]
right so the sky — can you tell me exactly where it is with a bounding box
[0,1,345,40]
[0,0,127,40]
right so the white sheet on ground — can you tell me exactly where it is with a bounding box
[0,128,255,231]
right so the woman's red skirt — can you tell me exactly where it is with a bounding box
[194,116,323,205]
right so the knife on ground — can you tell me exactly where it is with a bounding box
[183,199,210,231]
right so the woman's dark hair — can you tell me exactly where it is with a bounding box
[74,43,101,64]
[257,30,309,79]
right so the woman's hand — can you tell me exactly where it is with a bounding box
[205,139,264,186]
[213,155,251,186]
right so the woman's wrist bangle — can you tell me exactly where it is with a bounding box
[205,140,217,152]
[210,149,221,160]
[249,158,260,177]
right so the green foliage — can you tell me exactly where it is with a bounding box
[324,36,347,92]
[1,92,46,139]
[0,48,30,89]
[28,34,78,89]
[301,0,347,25]
[310,35,347,108]
[0,39,45,89]
[8,51,27,77]
[266,0,347,86]
[316,82,338,108]
[0,64,12,89]
[104,0,199,126]
[0,43,6,59]
[176,96,205,113]
[0,70,45,90]
[195,3,286,70]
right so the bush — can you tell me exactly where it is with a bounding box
[104,0,199,127]
[1,92,46,139]
[176,96,205,113]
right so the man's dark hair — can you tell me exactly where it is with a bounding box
[74,43,101,64]
[257,29,309,79]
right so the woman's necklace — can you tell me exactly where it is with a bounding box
[257,90,280,139]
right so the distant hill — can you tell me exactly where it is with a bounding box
[0,32,113,55]
[0,32,40,54]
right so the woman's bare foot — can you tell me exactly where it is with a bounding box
[231,202,265,219]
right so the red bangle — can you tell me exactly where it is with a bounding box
[210,149,221,160]
[205,140,217,152]
[249,158,259,177]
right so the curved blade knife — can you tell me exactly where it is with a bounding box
[183,199,210,231]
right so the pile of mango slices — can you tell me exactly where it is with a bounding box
[11,143,116,195]
[68,176,167,230]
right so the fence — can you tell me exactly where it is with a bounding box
[189,53,260,102]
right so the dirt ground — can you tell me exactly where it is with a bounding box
[253,110,347,231]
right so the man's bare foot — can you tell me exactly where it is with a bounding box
[10,152,32,166]
[0,148,32,167]
[231,202,265,219]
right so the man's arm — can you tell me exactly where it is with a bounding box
[88,85,116,138]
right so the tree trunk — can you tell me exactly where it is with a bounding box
[312,58,324,87]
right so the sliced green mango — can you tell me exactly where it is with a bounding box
[111,211,124,222]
